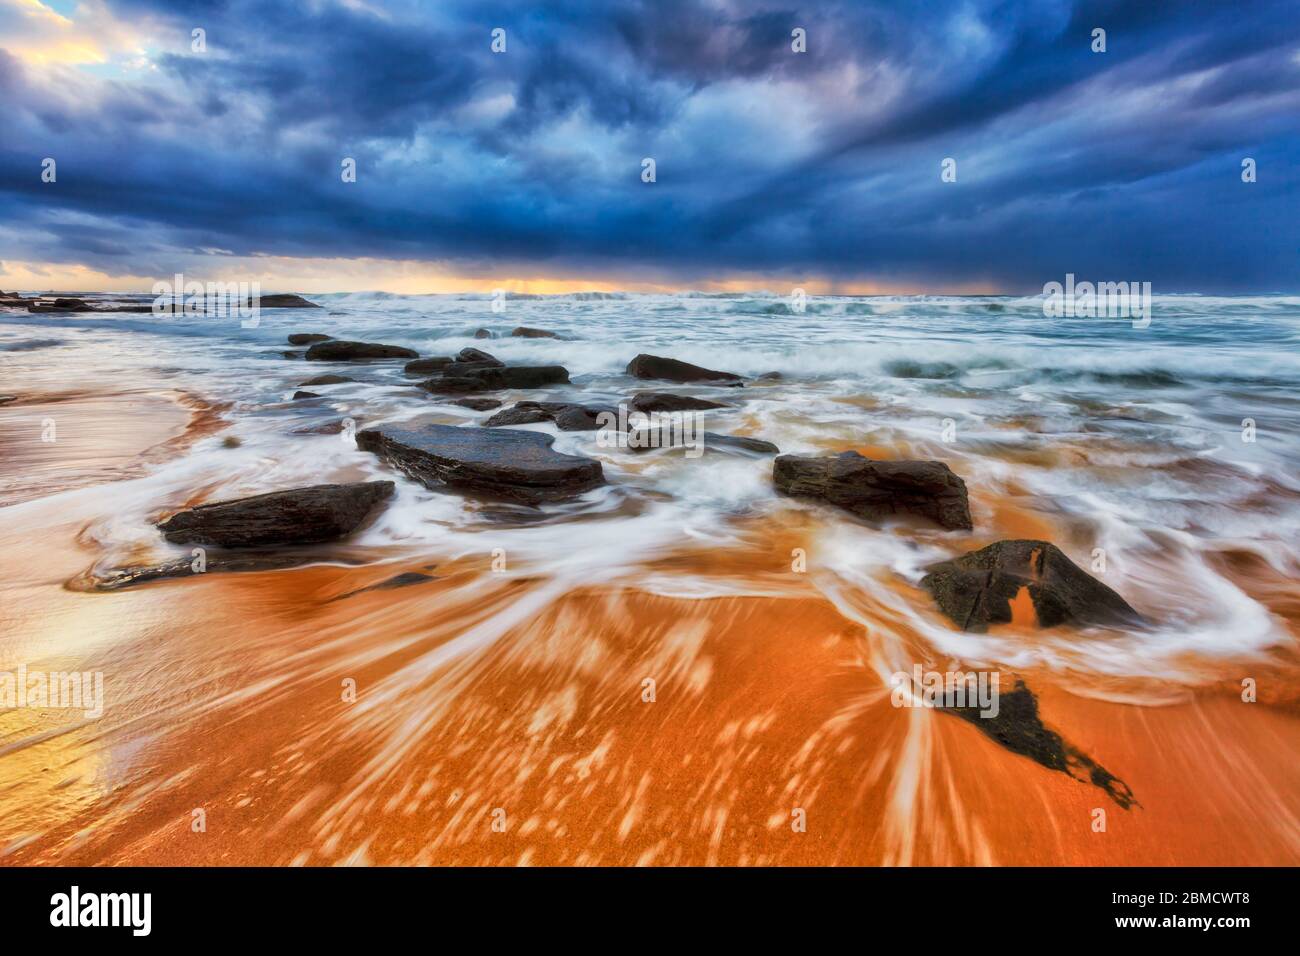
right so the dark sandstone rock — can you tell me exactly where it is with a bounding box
[448,397,503,411]
[511,326,559,338]
[28,297,92,313]
[474,328,494,339]
[157,481,394,548]
[773,451,972,530]
[919,539,1143,632]
[288,333,332,345]
[457,347,502,365]
[626,353,743,384]
[418,365,569,394]
[299,374,353,386]
[628,392,730,414]
[484,401,613,431]
[292,390,321,400]
[282,350,306,360]
[356,424,603,503]
[258,294,320,308]
[405,357,455,375]
[306,340,418,361]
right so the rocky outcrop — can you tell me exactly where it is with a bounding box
[773,451,972,530]
[305,340,418,361]
[919,539,1143,632]
[27,297,92,313]
[628,392,730,413]
[511,326,559,338]
[258,294,320,308]
[157,481,394,548]
[357,424,603,503]
[288,333,332,345]
[405,348,504,376]
[626,353,743,384]
[484,401,614,431]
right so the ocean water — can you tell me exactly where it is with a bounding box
[3,291,1298,691]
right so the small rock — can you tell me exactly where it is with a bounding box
[299,374,353,386]
[629,392,730,413]
[405,357,455,375]
[773,451,972,530]
[448,397,503,411]
[457,347,502,365]
[332,571,438,601]
[288,333,332,345]
[757,371,783,381]
[919,539,1143,632]
[157,481,393,548]
[292,390,321,400]
[0,394,16,406]
[511,326,559,338]
[474,328,494,339]
[626,353,743,384]
[484,401,613,431]
[306,340,418,361]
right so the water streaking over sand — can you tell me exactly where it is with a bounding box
[1,292,1298,865]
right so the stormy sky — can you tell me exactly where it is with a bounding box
[1,0,1297,292]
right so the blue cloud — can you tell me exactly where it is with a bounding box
[0,0,1297,290]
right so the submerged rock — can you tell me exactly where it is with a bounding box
[157,481,394,548]
[357,424,603,503]
[773,451,972,530]
[299,374,353,386]
[474,328,494,339]
[0,394,16,406]
[919,539,1143,632]
[292,390,321,400]
[511,326,559,338]
[448,397,503,411]
[628,428,778,456]
[288,333,332,345]
[628,392,730,413]
[943,679,1137,809]
[331,570,438,601]
[306,340,418,361]
[626,353,743,384]
[88,552,355,591]
[484,401,613,431]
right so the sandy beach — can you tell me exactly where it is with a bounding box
[2,305,1298,866]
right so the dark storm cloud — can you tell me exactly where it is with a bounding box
[0,0,1297,290]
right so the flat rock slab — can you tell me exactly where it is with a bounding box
[511,326,559,338]
[288,333,332,345]
[920,539,1143,632]
[306,340,418,361]
[157,481,394,548]
[299,374,354,386]
[628,428,778,456]
[627,353,743,384]
[629,392,730,413]
[448,397,503,411]
[773,451,972,530]
[357,424,603,503]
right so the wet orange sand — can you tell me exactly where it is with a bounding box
[1,391,1298,866]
